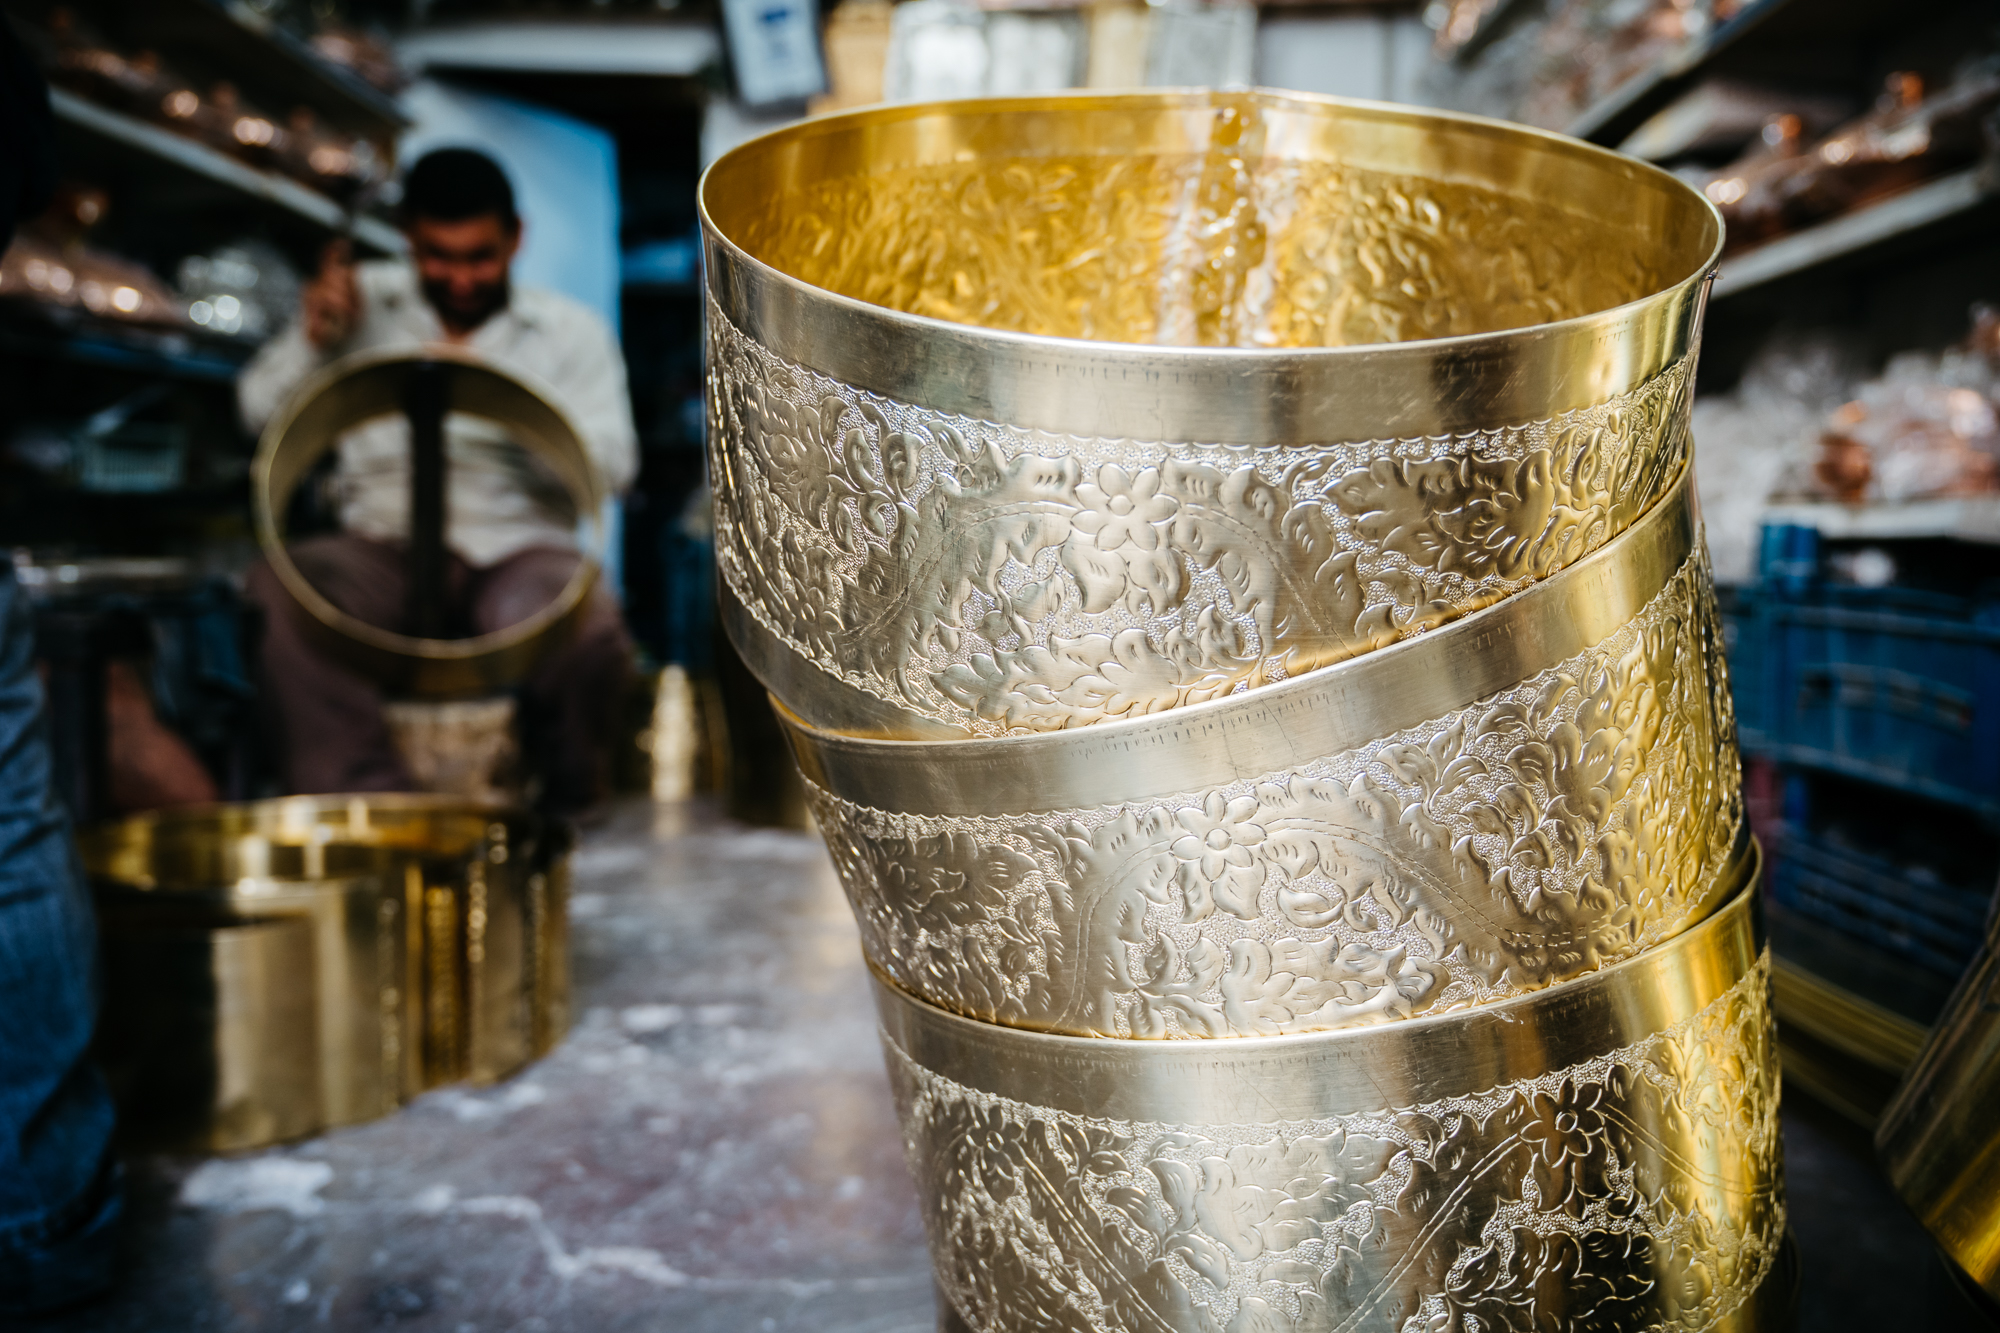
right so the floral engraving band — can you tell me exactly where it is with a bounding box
[707,300,1694,737]
[808,549,1742,1039]
[885,950,1784,1333]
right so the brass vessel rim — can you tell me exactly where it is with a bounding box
[781,463,1697,813]
[251,348,605,688]
[873,851,1763,1122]
[700,89,1724,443]
[79,793,539,893]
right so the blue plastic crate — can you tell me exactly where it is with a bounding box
[1768,826,1988,977]
[1722,534,2000,821]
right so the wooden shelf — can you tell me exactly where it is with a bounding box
[1711,168,2000,300]
[50,90,402,256]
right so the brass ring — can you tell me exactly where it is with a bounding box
[879,871,1788,1333]
[783,463,1699,816]
[789,472,1744,1039]
[251,348,606,698]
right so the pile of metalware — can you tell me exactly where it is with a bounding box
[701,88,1793,1332]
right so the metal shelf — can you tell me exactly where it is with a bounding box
[0,306,252,382]
[1565,0,1794,146]
[1761,494,2000,546]
[396,18,721,77]
[50,90,402,256]
[69,0,407,142]
[1711,168,1999,300]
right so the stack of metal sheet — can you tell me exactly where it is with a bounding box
[701,89,1789,1332]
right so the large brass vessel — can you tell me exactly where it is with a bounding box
[82,795,571,1151]
[788,469,1748,1038]
[701,89,1722,740]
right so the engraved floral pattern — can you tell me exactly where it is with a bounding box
[888,953,1785,1333]
[707,300,1693,736]
[810,552,1743,1039]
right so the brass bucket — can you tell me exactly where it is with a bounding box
[786,467,1747,1039]
[700,89,1722,740]
[82,794,571,1151]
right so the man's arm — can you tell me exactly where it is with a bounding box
[237,241,361,434]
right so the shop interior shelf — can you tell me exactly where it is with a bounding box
[1712,168,2000,301]
[1760,495,2000,546]
[1565,0,1794,145]
[49,89,402,257]
[62,0,406,142]
[1438,0,1534,65]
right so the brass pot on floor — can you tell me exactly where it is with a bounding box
[82,795,571,1151]
[700,90,1780,1331]
[1877,895,2000,1305]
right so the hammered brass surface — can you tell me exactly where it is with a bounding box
[82,796,573,1147]
[700,91,1721,738]
[877,876,1785,1332]
[251,349,605,698]
[1878,909,2000,1300]
[798,506,1743,1038]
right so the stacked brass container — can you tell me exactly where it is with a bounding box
[81,795,571,1152]
[702,90,1788,1331]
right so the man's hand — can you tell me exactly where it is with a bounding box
[302,238,359,350]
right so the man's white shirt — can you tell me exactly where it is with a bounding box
[238,260,638,567]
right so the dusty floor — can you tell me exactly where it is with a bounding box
[55,797,1990,1331]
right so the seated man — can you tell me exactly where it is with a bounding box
[240,148,638,814]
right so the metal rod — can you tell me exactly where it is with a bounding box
[404,361,451,639]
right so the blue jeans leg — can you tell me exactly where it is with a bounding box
[0,574,121,1314]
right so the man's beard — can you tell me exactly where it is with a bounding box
[422,273,510,332]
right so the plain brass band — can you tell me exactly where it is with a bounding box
[1877,910,2000,1300]
[782,465,1698,817]
[878,877,1786,1333]
[701,89,1722,738]
[82,795,572,1151]
[251,347,606,698]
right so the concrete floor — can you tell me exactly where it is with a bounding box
[54,798,1993,1332]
